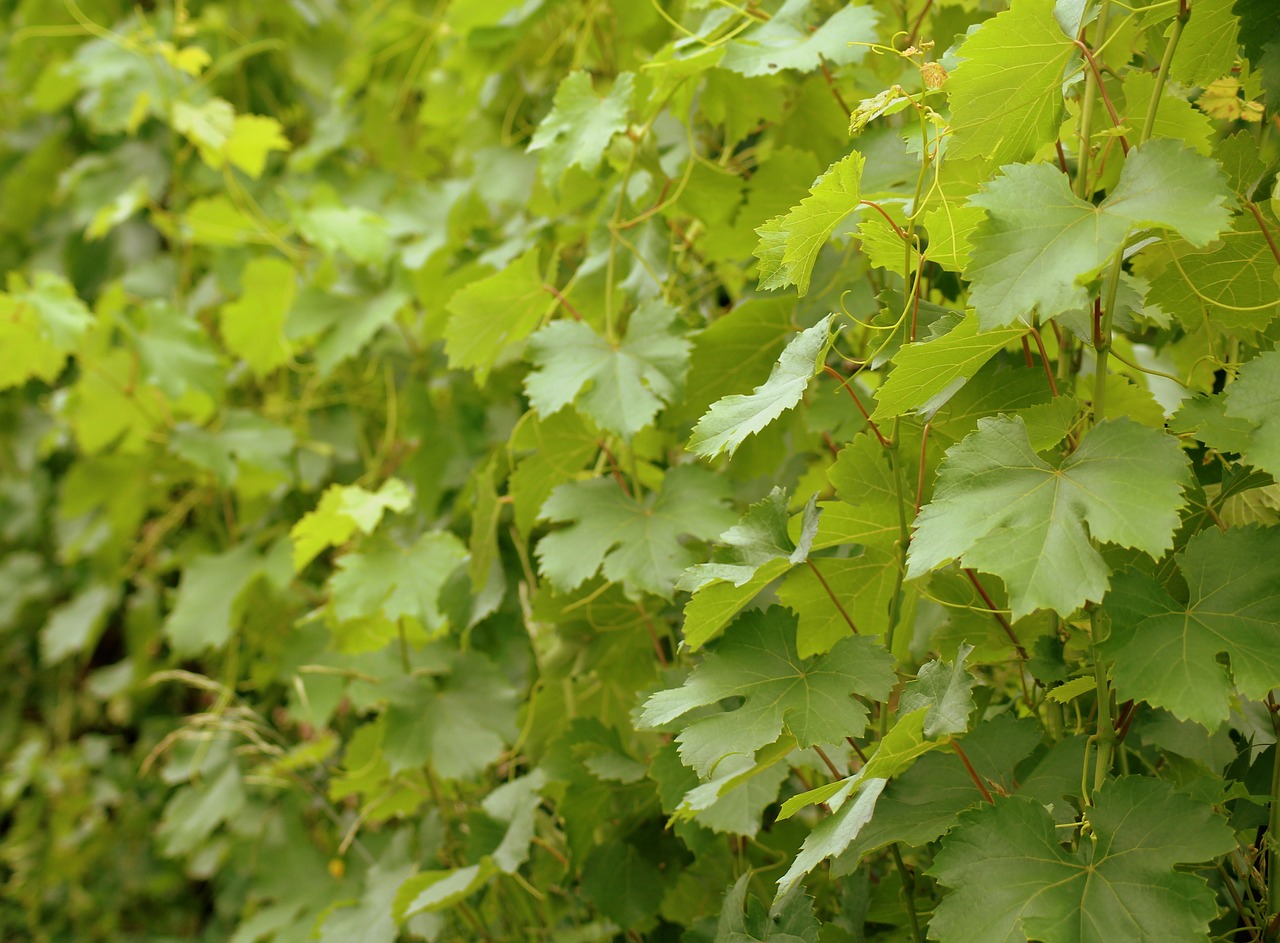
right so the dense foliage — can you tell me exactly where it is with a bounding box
[2,0,1280,940]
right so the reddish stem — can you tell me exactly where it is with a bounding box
[952,742,995,804]
[1027,327,1060,398]
[1073,40,1130,155]
[543,284,583,321]
[964,568,1028,661]
[806,558,860,636]
[823,365,890,448]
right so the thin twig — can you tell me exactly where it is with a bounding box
[951,742,995,804]
[823,365,890,448]
[806,558,860,636]
[964,569,1028,661]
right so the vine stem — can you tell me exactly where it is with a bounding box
[1074,0,1112,199]
[1267,694,1280,922]
[891,844,925,943]
[1092,248,1125,422]
[1091,636,1115,800]
[806,559,861,636]
[1139,2,1186,143]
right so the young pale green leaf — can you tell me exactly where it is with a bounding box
[1101,525,1280,729]
[872,315,1025,419]
[754,157,864,296]
[671,743,792,836]
[224,113,290,178]
[524,300,690,438]
[929,778,1235,943]
[219,256,295,376]
[536,465,735,598]
[1225,351,1280,475]
[967,140,1232,327]
[907,416,1190,619]
[945,0,1077,164]
[679,297,795,421]
[527,70,634,183]
[719,0,877,77]
[688,314,834,459]
[639,607,895,777]
[444,249,553,383]
[291,479,413,570]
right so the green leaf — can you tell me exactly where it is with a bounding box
[754,156,864,296]
[528,71,634,183]
[678,489,821,650]
[40,584,117,664]
[508,407,601,535]
[328,532,468,639]
[295,204,390,267]
[291,479,413,570]
[172,98,234,169]
[1101,525,1280,729]
[689,315,835,459]
[929,777,1235,943]
[966,140,1233,327]
[165,543,263,657]
[776,550,899,656]
[444,249,552,383]
[776,777,887,896]
[717,873,821,943]
[898,642,976,738]
[1151,218,1280,335]
[1225,351,1280,476]
[524,300,690,438]
[945,0,1077,164]
[907,416,1190,619]
[720,0,877,77]
[219,256,295,376]
[536,465,735,598]
[872,315,1025,419]
[639,607,895,777]
[1169,0,1240,86]
[0,272,93,388]
[224,113,290,178]
[381,653,517,778]
[680,298,796,421]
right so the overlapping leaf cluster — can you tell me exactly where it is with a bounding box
[2,0,1279,941]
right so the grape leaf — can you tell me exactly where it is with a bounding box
[224,114,290,179]
[1101,525,1280,729]
[776,551,898,656]
[1224,351,1280,476]
[689,314,835,459]
[536,465,735,598]
[1168,0,1240,86]
[872,315,1025,419]
[524,300,690,438]
[720,0,877,77]
[717,873,821,943]
[945,0,1077,164]
[639,607,895,777]
[679,298,795,421]
[0,272,93,388]
[294,204,390,268]
[679,489,820,650]
[508,408,600,535]
[755,156,864,296]
[907,416,1190,619]
[929,777,1235,943]
[444,249,553,383]
[527,70,634,183]
[777,777,887,896]
[967,140,1232,327]
[291,479,413,570]
[220,256,295,376]
[165,543,264,657]
[1147,215,1280,331]
[898,642,976,738]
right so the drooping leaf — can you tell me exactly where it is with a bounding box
[524,300,690,438]
[907,416,1190,619]
[776,777,886,896]
[1101,525,1280,729]
[928,777,1235,943]
[689,314,835,459]
[945,0,1077,164]
[966,140,1233,327]
[754,157,864,296]
[897,642,976,738]
[639,607,895,777]
[536,465,735,598]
